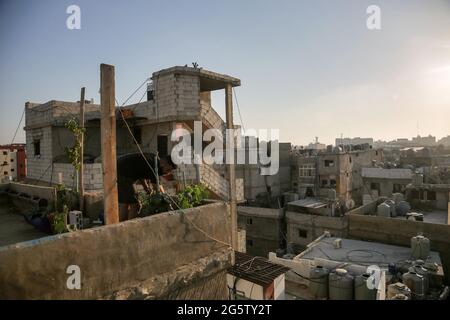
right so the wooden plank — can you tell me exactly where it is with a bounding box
[100,64,119,224]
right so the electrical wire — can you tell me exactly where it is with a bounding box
[115,78,232,249]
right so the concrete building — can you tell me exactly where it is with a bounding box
[237,206,284,257]
[0,144,26,182]
[405,183,450,212]
[361,167,412,199]
[285,198,346,252]
[335,137,373,147]
[236,140,291,206]
[24,66,244,201]
[292,146,383,209]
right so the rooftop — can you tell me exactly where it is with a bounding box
[361,167,412,180]
[287,198,329,210]
[152,66,241,91]
[300,236,442,268]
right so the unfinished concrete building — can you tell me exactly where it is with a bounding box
[24,66,245,206]
[291,146,383,210]
[361,167,413,199]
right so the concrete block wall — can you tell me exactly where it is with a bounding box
[26,127,53,182]
[0,202,231,299]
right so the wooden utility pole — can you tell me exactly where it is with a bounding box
[225,83,238,261]
[100,64,119,224]
[79,87,85,211]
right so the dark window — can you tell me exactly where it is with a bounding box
[3,171,7,175]
[370,182,380,191]
[330,179,336,187]
[132,127,142,144]
[427,191,436,201]
[324,160,334,167]
[10,169,14,172]
[375,151,378,156]
[321,179,328,187]
[411,190,420,200]
[349,157,352,163]
[298,229,307,238]
[2,151,6,156]
[393,184,403,193]
[2,161,7,166]
[10,159,14,162]
[246,218,253,225]
[246,239,253,246]
[33,140,41,156]
[157,135,168,157]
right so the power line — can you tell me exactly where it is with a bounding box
[232,87,245,132]
[115,77,232,248]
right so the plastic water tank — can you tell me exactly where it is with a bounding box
[354,273,377,300]
[387,282,412,300]
[376,203,391,217]
[392,193,404,203]
[384,199,396,217]
[309,265,329,300]
[402,271,425,300]
[411,262,429,294]
[411,235,430,260]
[329,269,354,300]
[396,201,411,216]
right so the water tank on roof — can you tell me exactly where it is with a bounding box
[396,201,411,216]
[329,269,354,300]
[411,235,430,260]
[411,262,429,295]
[387,282,412,300]
[309,265,329,300]
[392,193,404,203]
[406,212,424,222]
[376,203,390,217]
[354,273,377,300]
[328,189,336,200]
[384,200,396,217]
[402,271,425,300]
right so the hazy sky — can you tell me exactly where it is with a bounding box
[0,0,449,146]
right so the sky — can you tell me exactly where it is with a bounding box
[0,0,449,146]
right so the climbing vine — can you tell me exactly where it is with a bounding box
[64,118,85,177]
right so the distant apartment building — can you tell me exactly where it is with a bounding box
[236,140,291,205]
[306,137,326,151]
[292,146,383,209]
[361,167,413,199]
[0,144,26,182]
[437,135,450,147]
[335,137,373,147]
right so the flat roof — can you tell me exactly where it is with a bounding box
[228,252,290,287]
[287,198,328,209]
[300,237,442,267]
[361,167,412,180]
[237,206,283,219]
[152,66,241,91]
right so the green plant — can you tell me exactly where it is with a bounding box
[176,184,209,209]
[138,183,209,216]
[52,205,69,234]
[54,183,78,212]
[64,118,85,181]
[138,191,174,216]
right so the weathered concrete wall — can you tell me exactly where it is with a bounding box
[286,211,348,250]
[237,207,283,257]
[0,202,232,299]
[347,214,450,283]
[5,182,55,202]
